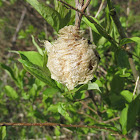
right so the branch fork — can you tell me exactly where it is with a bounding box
[75,0,91,29]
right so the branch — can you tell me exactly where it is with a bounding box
[75,0,82,29]
[80,101,98,115]
[58,0,140,62]
[0,122,114,131]
[87,6,93,42]
[133,76,139,97]
[107,0,140,94]
[95,0,105,18]
[12,7,27,45]
[78,111,101,123]
[57,0,118,47]
[75,0,91,29]
[81,0,91,12]
[103,116,120,124]
[0,122,130,139]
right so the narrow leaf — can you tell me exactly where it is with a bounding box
[58,103,69,117]
[26,0,61,32]
[0,63,17,81]
[5,85,18,100]
[0,126,6,140]
[18,59,58,89]
[60,10,71,28]
[62,84,88,96]
[83,17,100,34]
[31,35,43,55]
[127,95,140,131]
[120,105,128,134]
[83,15,118,46]
[120,37,140,46]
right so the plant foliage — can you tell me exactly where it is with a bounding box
[0,0,140,139]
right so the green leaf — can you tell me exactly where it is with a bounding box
[18,51,52,86]
[26,0,61,32]
[120,90,133,103]
[18,59,58,89]
[83,17,100,35]
[47,104,58,113]
[109,94,125,110]
[18,51,43,67]
[120,105,128,134]
[43,88,59,98]
[5,85,18,100]
[127,95,140,131]
[62,84,88,96]
[115,49,129,68]
[54,0,71,28]
[115,68,131,78]
[54,126,60,136]
[0,126,6,140]
[22,92,30,100]
[120,95,140,134]
[83,15,118,46]
[58,103,69,117]
[88,82,101,92]
[120,37,140,46]
[46,136,52,140]
[43,51,48,69]
[31,35,43,55]
[61,10,71,28]
[16,51,58,89]
[110,74,125,93]
[0,63,17,81]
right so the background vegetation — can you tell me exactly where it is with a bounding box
[0,0,140,139]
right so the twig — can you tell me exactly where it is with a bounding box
[75,0,80,28]
[87,6,93,42]
[75,0,91,29]
[44,21,48,39]
[74,96,90,102]
[101,131,106,140]
[98,66,107,75]
[78,111,101,123]
[87,0,105,42]
[12,7,27,45]
[0,122,130,139]
[126,0,132,26]
[81,0,91,12]
[88,91,98,110]
[133,131,139,140]
[80,101,98,115]
[133,76,139,96]
[95,0,105,18]
[103,116,120,124]
[75,0,84,29]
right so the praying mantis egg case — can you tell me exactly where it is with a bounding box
[44,25,99,90]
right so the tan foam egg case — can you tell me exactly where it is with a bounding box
[44,25,98,90]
